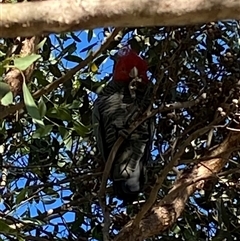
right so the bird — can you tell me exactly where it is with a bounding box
[92,48,154,202]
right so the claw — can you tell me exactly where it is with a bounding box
[118,129,130,139]
[129,67,142,99]
[129,77,142,99]
[129,88,136,99]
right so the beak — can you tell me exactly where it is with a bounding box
[129,67,138,78]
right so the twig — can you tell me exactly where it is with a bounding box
[150,93,206,118]
[218,166,240,177]
[0,145,8,189]
[99,197,111,241]
[24,236,49,241]
[226,126,240,132]
[0,27,123,120]
[98,136,125,197]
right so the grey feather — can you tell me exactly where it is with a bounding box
[92,80,154,202]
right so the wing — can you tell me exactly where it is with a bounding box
[92,82,127,162]
[111,85,155,202]
[92,81,155,202]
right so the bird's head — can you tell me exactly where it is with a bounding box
[113,48,149,84]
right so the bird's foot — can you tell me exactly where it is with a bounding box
[118,129,130,139]
[129,76,142,99]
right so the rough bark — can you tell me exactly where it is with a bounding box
[114,130,240,241]
[4,36,40,95]
[0,0,240,38]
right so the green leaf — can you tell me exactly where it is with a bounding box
[90,63,98,73]
[69,100,81,109]
[59,33,70,41]
[16,236,24,241]
[0,82,11,99]
[1,58,12,77]
[80,42,97,53]
[63,55,83,63]
[42,37,51,61]
[211,230,232,241]
[70,32,82,42]
[36,37,47,50]
[61,42,77,56]
[14,54,41,70]
[129,38,142,53]
[41,199,57,205]
[57,160,67,168]
[73,120,89,137]
[38,97,47,118]
[49,64,62,78]
[43,187,59,197]
[56,107,72,121]
[22,80,44,126]
[172,224,181,234]
[0,63,4,77]
[0,219,17,234]
[183,229,197,240]
[1,91,13,106]
[32,125,53,138]
[33,69,49,86]
[71,214,84,232]
[0,50,6,57]
[59,126,69,140]
[16,188,28,204]
[59,126,72,150]
[88,30,93,42]
[91,225,103,241]
[21,218,44,226]
[63,136,73,151]
[94,55,108,67]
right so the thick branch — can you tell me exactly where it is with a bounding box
[1,0,240,38]
[114,130,240,241]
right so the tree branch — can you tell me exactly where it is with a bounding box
[132,116,219,228]
[114,129,240,241]
[1,0,240,38]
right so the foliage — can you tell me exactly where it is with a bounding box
[0,20,240,241]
